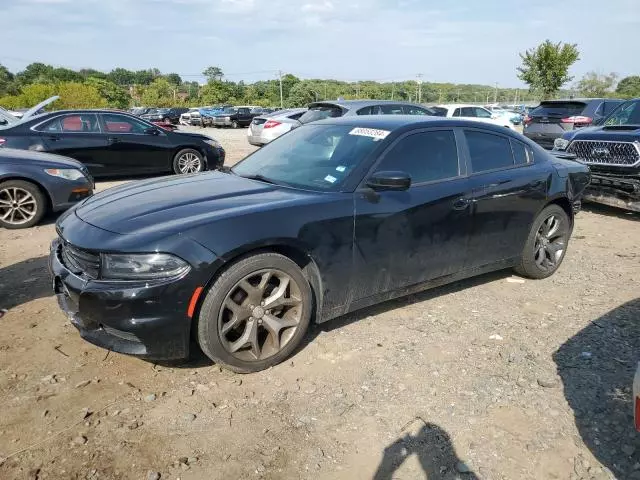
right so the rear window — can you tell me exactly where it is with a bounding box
[299,105,343,124]
[531,102,587,117]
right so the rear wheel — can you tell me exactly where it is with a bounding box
[515,205,570,279]
[197,253,312,373]
[173,148,204,174]
[0,180,46,229]
[231,120,239,129]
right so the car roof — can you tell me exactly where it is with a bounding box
[437,104,485,109]
[311,114,514,132]
[309,99,426,109]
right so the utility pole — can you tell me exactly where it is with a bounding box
[355,82,360,98]
[494,82,498,104]
[416,73,423,103]
[324,83,327,100]
[391,83,395,100]
[278,70,284,109]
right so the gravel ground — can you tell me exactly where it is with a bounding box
[0,127,639,480]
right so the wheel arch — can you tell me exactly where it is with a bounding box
[545,195,574,227]
[172,146,208,169]
[0,175,53,212]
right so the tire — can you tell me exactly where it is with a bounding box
[231,120,239,129]
[0,180,47,229]
[197,253,313,373]
[515,204,571,279]
[173,148,204,175]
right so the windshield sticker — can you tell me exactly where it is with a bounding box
[324,175,337,183]
[349,127,390,140]
[336,166,346,172]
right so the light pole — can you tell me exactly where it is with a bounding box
[278,70,284,109]
[494,82,498,104]
[416,73,423,103]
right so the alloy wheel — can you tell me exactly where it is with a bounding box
[534,214,567,271]
[0,187,38,226]
[177,152,202,174]
[218,269,303,361]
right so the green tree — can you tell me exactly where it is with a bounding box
[79,68,108,80]
[16,63,55,84]
[517,40,580,99]
[576,71,618,97]
[140,78,175,106]
[203,66,224,83]
[85,78,131,108]
[165,73,182,86]
[107,68,136,86]
[51,67,83,83]
[616,75,640,98]
[56,82,107,109]
[134,69,156,85]
[287,82,316,107]
[0,64,16,96]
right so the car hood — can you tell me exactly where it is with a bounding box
[168,131,212,141]
[0,147,84,168]
[74,171,314,235]
[564,125,640,142]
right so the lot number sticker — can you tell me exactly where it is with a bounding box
[349,127,390,140]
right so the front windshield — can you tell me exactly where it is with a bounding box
[232,124,387,191]
[604,100,640,126]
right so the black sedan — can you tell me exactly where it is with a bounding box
[0,110,225,177]
[1,148,93,228]
[49,116,590,372]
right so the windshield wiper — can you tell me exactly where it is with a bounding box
[237,173,282,186]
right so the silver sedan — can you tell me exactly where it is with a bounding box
[247,108,307,146]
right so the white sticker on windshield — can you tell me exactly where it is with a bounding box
[324,175,337,183]
[349,127,390,140]
[336,166,346,172]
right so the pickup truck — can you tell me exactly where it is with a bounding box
[212,107,263,128]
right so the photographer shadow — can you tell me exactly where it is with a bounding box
[374,421,478,480]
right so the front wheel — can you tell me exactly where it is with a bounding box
[197,253,312,373]
[173,148,204,174]
[515,204,571,279]
[231,120,239,129]
[0,180,47,229]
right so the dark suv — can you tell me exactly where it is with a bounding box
[524,99,625,149]
[554,98,640,211]
[141,108,190,124]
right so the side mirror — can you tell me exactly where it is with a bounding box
[366,171,411,191]
[144,127,160,135]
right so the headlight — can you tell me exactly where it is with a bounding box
[101,253,190,280]
[203,139,220,148]
[45,168,86,181]
[225,116,231,121]
[554,138,570,151]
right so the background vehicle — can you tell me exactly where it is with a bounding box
[485,105,523,125]
[50,116,589,372]
[179,108,199,126]
[554,98,640,212]
[0,148,93,229]
[0,109,19,126]
[524,99,625,149]
[247,108,307,145]
[435,104,517,130]
[141,107,189,124]
[0,110,225,177]
[201,106,229,127]
[212,106,261,128]
[298,100,436,125]
[130,107,152,116]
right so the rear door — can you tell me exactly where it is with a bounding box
[352,128,471,300]
[524,101,588,148]
[237,108,253,126]
[462,129,547,269]
[98,113,172,175]
[35,113,111,175]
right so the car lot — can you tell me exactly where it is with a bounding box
[1,127,639,479]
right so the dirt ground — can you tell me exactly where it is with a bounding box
[1,126,639,480]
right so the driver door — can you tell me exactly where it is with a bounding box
[98,113,172,175]
[351,128,471,302]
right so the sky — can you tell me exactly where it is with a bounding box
[2,0,639,87]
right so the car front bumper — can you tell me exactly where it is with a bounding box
[49,238,199,360]
[213,118,233,127]
[583,173,640,212]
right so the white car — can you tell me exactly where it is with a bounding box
[436,104,517,130]
[180,108,200,126]
[247,108,307,146]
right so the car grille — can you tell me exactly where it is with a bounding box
[60,241,100,278]
[567,140,640,167]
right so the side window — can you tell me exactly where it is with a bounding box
[101,114,149,134]
[460,107,476,117]
[356,106,373,115]
[466,130,514,173]
[453,108,462,117]
[239,108,251,114]
[379,104,404,115]
[474,107,493,118]
[403,106,429,115]
[289,112,305,120]
[511,139,532,165]
[37,114,100,133]
[376,130,459,184]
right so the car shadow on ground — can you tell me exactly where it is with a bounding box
[0,255,51,311]
[373,420,478,479]
[554,298,640,478]
[583,202,640,222]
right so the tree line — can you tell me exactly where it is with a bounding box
[0,46,638,111]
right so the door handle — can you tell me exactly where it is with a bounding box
[108,137,120,143]
[452,197,471,210]
[485,180,510,188]
[48,135,61,142]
